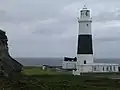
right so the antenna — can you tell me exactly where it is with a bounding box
[83,5,87,9]
[84,5,86,8]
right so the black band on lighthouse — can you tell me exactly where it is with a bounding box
[77,35,93,54]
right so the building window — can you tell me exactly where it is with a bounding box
[103,67,104,71]
[110,66,112,71]
[74,57,77,61]
[113,66,116,71]
[84,60,86,64]
[106,66,109,71]
[118,67,120,72]
[94,66,96,71]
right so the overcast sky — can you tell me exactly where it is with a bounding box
[0,0,120,58]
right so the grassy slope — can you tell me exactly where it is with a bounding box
[23,66,66,75]
[1,66,120,89]
[20,66,120,90]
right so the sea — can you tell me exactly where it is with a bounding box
[15,58,120,66]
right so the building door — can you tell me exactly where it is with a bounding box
[84,60,86,64]
[118,67,120,72]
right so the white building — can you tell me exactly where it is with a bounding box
[62,6,120,75]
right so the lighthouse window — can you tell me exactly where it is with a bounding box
[86,10,89,16]
[84,60,86,64]
[81,11,83,16]
[86,24,88,27]
[81,11,84,16]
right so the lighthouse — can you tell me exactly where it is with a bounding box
[62,6,119,75]
[77,5,93,65]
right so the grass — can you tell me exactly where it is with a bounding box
[21,66,120,90]
[23,66,67,75]
[1,66,120,90]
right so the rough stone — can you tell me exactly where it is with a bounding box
[0,30,23,78]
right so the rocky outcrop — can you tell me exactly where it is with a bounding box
[0,30,23,77]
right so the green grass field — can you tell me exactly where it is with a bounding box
[20,66,120,90]
[1,66,120,90]
[23,66,69,75]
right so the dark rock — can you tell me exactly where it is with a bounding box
[0,30,23,78]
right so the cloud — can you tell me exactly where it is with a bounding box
[0,0,119,58]
[93,9,120,22]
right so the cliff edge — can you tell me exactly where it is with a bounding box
[0,30,23,78]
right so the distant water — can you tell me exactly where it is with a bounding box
[15,57,63,66]
[15,57,120,66]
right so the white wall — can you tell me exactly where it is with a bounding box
[78,21,92,35]
[92,65,119,72]
[73,64,119,75]
[77,54,94,65]
[62,61,76,69]
[77,65,92,72]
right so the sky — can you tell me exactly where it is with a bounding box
[0,0,120,58]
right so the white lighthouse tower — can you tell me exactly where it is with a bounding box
[62,6,119,75]
[77,6,93,65]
